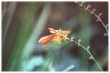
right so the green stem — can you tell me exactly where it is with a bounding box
[69,37,103,71]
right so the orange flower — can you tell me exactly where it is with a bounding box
[38,28,71,45]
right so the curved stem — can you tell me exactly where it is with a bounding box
[69,37,103,71]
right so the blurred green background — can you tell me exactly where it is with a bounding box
[2,2,108,71]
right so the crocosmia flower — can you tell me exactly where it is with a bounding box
[38,27,71,45]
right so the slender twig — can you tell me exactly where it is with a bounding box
[69,37,103,71]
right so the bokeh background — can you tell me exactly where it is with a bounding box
[2,2,108,71]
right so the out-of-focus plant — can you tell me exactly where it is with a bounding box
[2,2,108,71]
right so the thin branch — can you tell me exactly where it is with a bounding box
[69,37,103,71]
